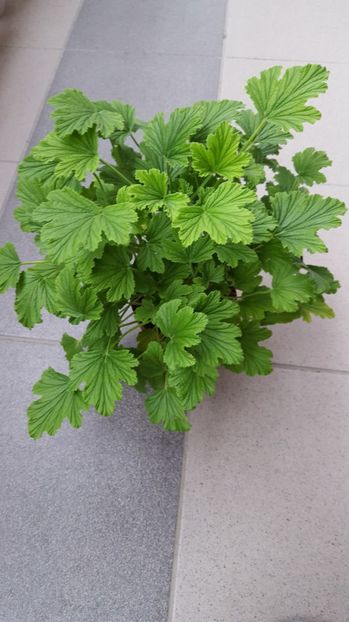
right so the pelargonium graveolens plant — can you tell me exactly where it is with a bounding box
[0,64,346,438]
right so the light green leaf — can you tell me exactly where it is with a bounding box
[141,106,202,171]
[272,191,346,255]
[174,182,256,246]
[70,346,138,416]
[169,364,218,410]
[55,267,103,321]
[128,168,189,216]
[191,121,251,179]
[89,246,135,302]
[49,89,124,138]
[293,147,332,185]
[270,262,314,312]
[238,287,273,321]
[35,188,136,262]
[109,101,138,144]
[15,177,50,232]
[154,299,207,370]
[192,99,245,141]
[230,322,272,376]
[15,262,61,328]
[28,368,86,438]
[31,129,99,180]
[18,155,60,183]
[237,109,291,155]
[246,64,329,131]
[0,243,21,293]
[145,386,190,432]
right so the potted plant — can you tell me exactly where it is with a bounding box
[0,64,345,438]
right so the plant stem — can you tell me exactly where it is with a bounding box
[93,172,109,202]
[130,134,140,149]
[192,174,213,200]
[21,259,45,266]
[100,159,133,185]
[120,320,138,329]
[238,289,268,301]
[121,325,140,339]
[241,118,268,152]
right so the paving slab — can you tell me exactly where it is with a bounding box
[170,367,349,622]
[224,0,349,64]
[0,339,184,622]
[68,0,226,57]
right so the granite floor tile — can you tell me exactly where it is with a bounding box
[0,46,61,161]
[0,161,17,216]
[224,0,349,64]
[68,0,226,57]
[0,0,83,49]
[0,339,184,622]
[170,367,349,622]
[220,57,349,187]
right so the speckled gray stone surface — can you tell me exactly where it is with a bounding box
[0,0,227,620]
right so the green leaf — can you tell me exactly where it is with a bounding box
[305,264,340,294]
[248,201,277,243]
[55,267,103,321]
[28,368,86,439]
[49,89,124,138]
[137,213,172,273]
[299,296,335,321]
[293,147,332,186]
[18,155,60,183]
[154,299,207,370]
[192,99,244,141]
[138,341,166,390]
[145,386,190,432]
[237,110,291,155]
[128,168,189,216]
[15,262,61,328]
[140,106,202,171]
[246,64,329,131]
[215,242,258,268]
[61,333,83,362]
[234,260,262,293]
[191,121,251,179]
[238,287,273,321]
[270,262,314,312]
[174,182,256,246]
[192,291,242,368]
[15,177,50,232]
[162,234,215,264]
[35,188,136,262]
[230,322,272,376]
[109,101,138,144]
[89,246,135,302]
[0,243,21,293]
[272,191,346,255]
[31,129,99,181]
[169,365,218,410]
[70,346,138,416]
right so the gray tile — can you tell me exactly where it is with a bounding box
[170,367,349,622]
[0,339,183,622]
[29,48,222,149]
[68,0,226,57]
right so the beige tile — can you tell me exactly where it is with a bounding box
[0,46,61,161]
[0,0,82,49]
[224,0,349,63]
[170,368,349,622]
[220,57,349,187]
[0,161,17,215]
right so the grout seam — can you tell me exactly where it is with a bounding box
[0,333,60,346]
[223,54,349,66]
[273,362,349,376]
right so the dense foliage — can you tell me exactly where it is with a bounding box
[0,64,346,437]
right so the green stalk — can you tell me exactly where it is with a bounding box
[100,159,133,185]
